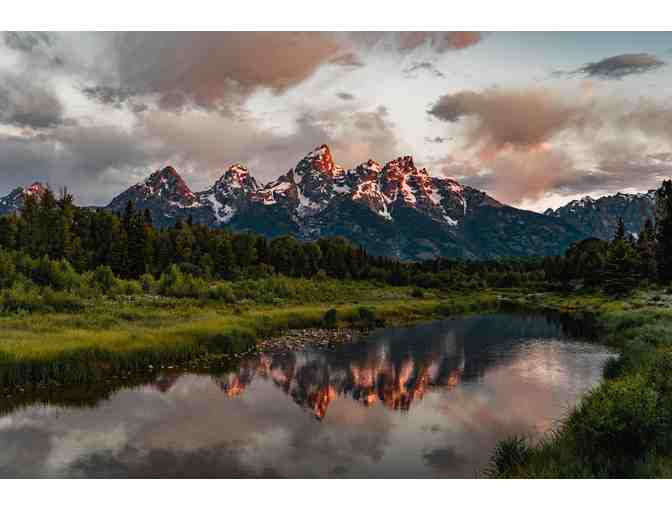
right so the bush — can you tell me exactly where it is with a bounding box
[357,306,377,328]
[487,436,531,477]
[0,284,41,313]
[139,273,156,293]
[0,250,17,288]
[323,308,337,328]
[41,288,84,312]
[206,283,236,302]
[603,339,656,379]
[567,376,660,463]
[94,265,116,292]
[411,288,425,298]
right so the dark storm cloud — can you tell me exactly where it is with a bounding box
[403,61,445,78]
[0,124,162,204]
[568,53,665,79]
[0,75,64,128]
[336,92,355,101]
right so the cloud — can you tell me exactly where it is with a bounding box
[425,136,449,144]
[336,92,355,101]
[397,32,483,52]
[109,32,350,112]
[448,147,584,204]
[3,31,54,53]
[82,85,148,112]
[0,123,162,204]
[568,53,665,80]
[427,88,588,157]
[328,52,365,68]
[428,84,672,203]
[0,74,64,128]
[139,103,402,187]
[346,32,483,54]
[403,61,445,78]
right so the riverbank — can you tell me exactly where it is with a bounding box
[0,284,501,390]
[488,289,672,478]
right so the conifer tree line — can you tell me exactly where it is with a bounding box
[542,179,672,294]
[2,180,672,296]
[0,189,387,281]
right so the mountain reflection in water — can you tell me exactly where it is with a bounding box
[211,332,464,420]
[0,313,614,478]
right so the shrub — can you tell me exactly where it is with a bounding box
[42,288,84,312]
[567,376,660,463]
[487,436,531,477]
[94,265,116,292]
[0,250,17,288]
[139,273,156,294]
[206,283,236,302]
[411,288,425,298]
[603,339,656,379]
[323,308,338,328]
[313,269,328,282]
[357,306,376,328]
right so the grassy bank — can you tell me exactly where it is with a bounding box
[0,278,500,390]
[488,289,672,478]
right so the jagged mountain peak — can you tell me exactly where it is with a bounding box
[212,164,258,191]
[296,144,343,178]
[0,181,49,215]
[142,165,197,203]
[96,144,589,259]
[545,189,656,239]
[25,182,48,196]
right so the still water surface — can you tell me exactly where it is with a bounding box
[0,313,615,478]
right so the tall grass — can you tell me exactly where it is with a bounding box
[0,284,500,390]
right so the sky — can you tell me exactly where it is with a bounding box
[0,31,671,211]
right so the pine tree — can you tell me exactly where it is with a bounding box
[656,180,672,283]
[614,216,626,242]
[637,218,657,281]
[603,238,639,296]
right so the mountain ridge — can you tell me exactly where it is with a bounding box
[0,145,636,260]
[544,190,656,239]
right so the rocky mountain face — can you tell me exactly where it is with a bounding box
[106,166,214,225]
[103,145,587,259]
[0,145,589,260]
[0,182,47,215]
[544,191,656,239]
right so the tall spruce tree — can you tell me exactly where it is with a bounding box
[656,180,672,283]
[637,218,657,281]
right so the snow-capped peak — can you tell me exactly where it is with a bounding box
[298,144,344,178]
[25,182,47,197]
[212,164,258,192]
[138,166,199,206]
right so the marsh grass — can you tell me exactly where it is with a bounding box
[0,282,500,389]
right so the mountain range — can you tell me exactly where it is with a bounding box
[0,145,662,260]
